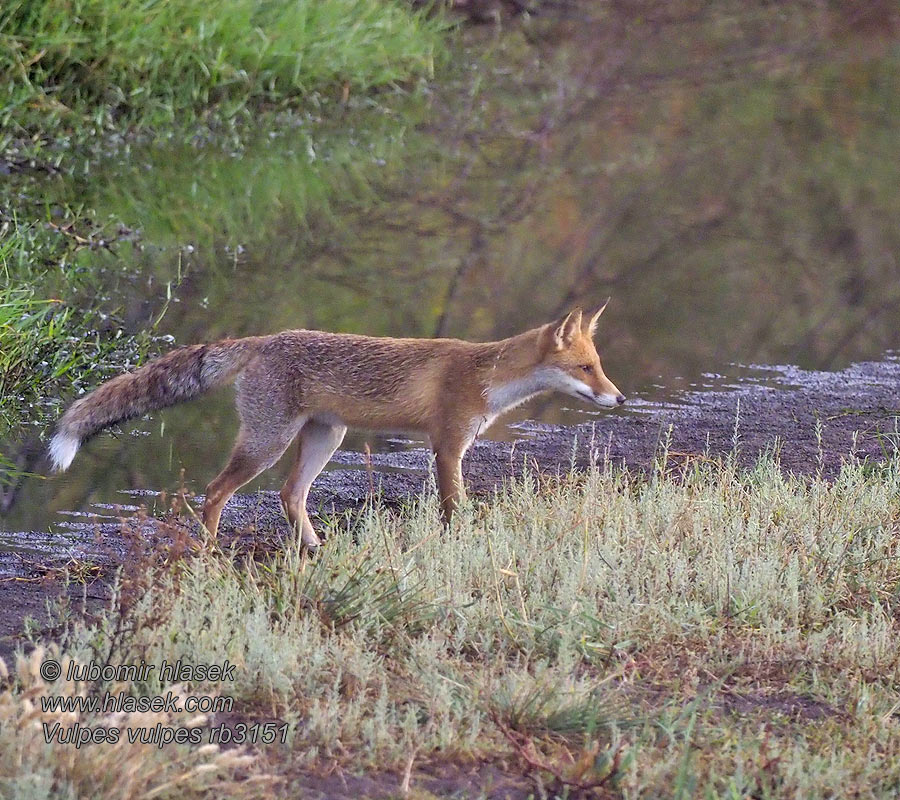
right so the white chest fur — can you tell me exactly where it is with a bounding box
[463,370,554,444]
[485,370,553,416]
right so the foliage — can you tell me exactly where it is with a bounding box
[0,0,447,130]
[0,219,163,438]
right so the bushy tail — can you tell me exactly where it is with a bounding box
[49,337,263,472]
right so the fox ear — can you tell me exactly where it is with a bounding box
[550,308,583,350]
[586,297,610,337]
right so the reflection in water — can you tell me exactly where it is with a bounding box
[4,2,900,531]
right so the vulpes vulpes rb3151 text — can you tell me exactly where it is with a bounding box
[50,304,625,548]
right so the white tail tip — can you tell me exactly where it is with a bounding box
[49,432,80,472]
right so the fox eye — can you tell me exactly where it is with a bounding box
[580,364,593,373]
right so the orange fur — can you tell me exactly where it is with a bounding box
[50,306,624,547]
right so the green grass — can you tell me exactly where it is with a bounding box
[0,0,450,451]
[0,0,448,478]
[0,0,447,131]
[0,285,158,433]
[0,289,72,422]
[8,453,900,797]
[0,219,162,440]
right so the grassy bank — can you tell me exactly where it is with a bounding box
[1,0,445,131]
[0,0,448,452]
[0,219,163,438]
[6,454,900,797]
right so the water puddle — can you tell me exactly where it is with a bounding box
[4,4,900,534]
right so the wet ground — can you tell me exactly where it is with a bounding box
[3,356,900,663]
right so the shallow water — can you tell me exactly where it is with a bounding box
[4,3,900,532]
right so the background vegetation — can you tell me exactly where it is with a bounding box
[0,0,447,451]
[0,0,444,130]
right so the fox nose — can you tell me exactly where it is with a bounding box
[616,394,626,405]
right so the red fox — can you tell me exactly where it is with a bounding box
[49,304,624,548]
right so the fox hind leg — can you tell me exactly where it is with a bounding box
[280,419,347,549]
[202,424,298,537]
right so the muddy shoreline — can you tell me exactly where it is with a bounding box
[3,357,900,662]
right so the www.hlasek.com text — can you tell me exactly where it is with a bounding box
[41,689,233,716]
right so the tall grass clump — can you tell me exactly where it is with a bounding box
[0,223,158,436]
[44,450,900,796]
[0,287,149,433]
[0,0,447,130]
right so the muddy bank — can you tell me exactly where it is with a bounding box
[8,357,900,566]
[3,357,900,660]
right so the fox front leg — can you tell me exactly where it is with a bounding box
[434,450,466,525]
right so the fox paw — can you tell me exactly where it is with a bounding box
[301,530,322,552]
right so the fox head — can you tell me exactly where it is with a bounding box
[539,301,625,409]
